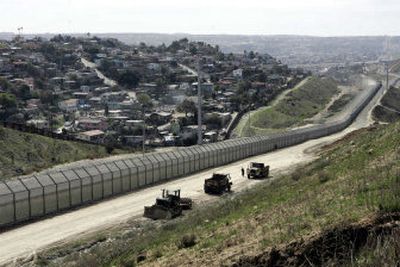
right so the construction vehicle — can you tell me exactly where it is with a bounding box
[204,173,232,194]
[246,162,270,179]
[144,189,192,220]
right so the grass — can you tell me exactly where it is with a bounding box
[328,93,355,113]
[372,86,400,123]
[37,120,400,267]
[240,76,339,136]
[0,126,128,181]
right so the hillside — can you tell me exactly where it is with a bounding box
[34,120,400,266]
[0,127,128,181]
[372,86,400,123]
[237,76,339,136]
[3,33,400,67]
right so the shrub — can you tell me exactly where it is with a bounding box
[176,234,197,249]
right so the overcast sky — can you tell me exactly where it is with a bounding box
[1,0,399,36]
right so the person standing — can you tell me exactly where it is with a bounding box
[241,167,245,177]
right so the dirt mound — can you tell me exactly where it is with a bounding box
[232,213,400,267]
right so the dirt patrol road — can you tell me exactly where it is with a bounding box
[0,78,382,266]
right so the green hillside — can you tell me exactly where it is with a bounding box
[39,121,400,266]
[372,86,400,122]
[0,127,128,181]
[240,76,339,136]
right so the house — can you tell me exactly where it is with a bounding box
[204,131,218,143]
[77,130,105,143]
[58,99,79,112]
[232,68,243,79]
[191,82,214,97]
[147,111,172,126]
[78,118,108,131]
[125,120,144,127]
[147,63,161,71]
[26,119,49,129]
[122,135,144,146]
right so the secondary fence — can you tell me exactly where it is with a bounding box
[0,82,382,228]
[1,122,102,146]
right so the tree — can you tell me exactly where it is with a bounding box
[118,70,140,88]
[0,93,17,109]
[18,85,31,100]
[177,99,196,117]
[137,93,152,109]
[0,78,11,91]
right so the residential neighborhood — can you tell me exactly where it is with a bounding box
[0,35,306,149]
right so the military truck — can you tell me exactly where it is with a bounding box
[144,189,192,220]
[204,173,232,194]
[246,162,270,179]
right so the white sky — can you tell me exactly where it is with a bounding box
[1,0,399,36]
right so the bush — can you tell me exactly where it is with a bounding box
[176,234,197,249]
[318,170,331,184]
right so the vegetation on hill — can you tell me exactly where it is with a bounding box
[238,76,339,136]
[38,120,400,266]
[0,127,128,181]
[372,86,400,123]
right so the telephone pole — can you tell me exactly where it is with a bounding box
[386,62,389,93]
[197,58,202,145]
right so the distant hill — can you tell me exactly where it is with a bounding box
[2,33,400,68]
[0,127,128,181]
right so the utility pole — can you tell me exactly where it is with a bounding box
[247,107,251,137]
[386,62,389,93]
[197,58,202,145]
[142,105,146,156]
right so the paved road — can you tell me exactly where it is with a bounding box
[0,78,383,266]
[81,58,117,87]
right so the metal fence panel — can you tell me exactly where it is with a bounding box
[192,146,204,170]
[123,159,139,190]
[61,169,82,207]
[6,180,29,221]
[95,164,113,197]
[114,160,132,192]
[146,154,161,183]
[77,167,96,202]
[48,172,70,211]
[105,162,123,194]
[130,158,146,186]
[0,182,15,226]
[35,174,57,214]
[180,148,196,174]
[20,176,44,217]
[140,156,154,185]
[153,153,167,181]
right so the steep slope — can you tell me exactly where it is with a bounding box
[0,127,127,181]
[238,76,339,136]
[372,85,400,123]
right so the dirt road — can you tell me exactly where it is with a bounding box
[0,79,383,266]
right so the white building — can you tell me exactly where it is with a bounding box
[58,99,79,112]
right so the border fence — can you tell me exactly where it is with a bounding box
[0,82,382,228]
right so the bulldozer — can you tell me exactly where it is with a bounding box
[246,162,270,179]
[204,173,232,194]
[144,189,192,220]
